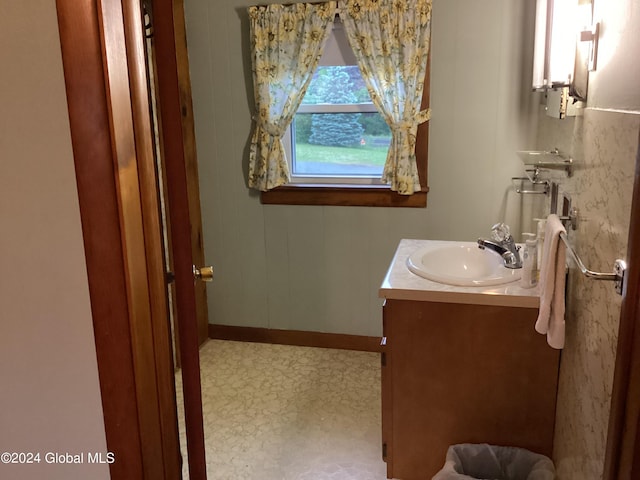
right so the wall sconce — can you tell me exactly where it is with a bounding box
[532,0,599,100]
[572,4,599,100]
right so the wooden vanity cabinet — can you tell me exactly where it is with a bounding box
[381,299,560,480]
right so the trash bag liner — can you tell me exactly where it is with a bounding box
[432,443,555,480]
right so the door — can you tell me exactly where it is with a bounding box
[150,0,210,477]
[142,0,209,348]
[56,0,208,478]
[142,0,210,367]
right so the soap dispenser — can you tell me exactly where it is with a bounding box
[520,233,538,289]
[533,218,546,272]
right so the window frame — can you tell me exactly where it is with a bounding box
[261,43,431,208]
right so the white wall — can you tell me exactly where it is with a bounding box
[184,0,539,336]
[590,0,640,110]
[0,2,109,480]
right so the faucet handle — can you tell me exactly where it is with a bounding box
[491,223,512,242]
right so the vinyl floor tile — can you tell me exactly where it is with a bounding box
[176,340,386,480]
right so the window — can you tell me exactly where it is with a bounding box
[285,63,391,184]
[284,17,391,185]
[262,16,430,207]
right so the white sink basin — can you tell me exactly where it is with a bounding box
[406,242,521,286]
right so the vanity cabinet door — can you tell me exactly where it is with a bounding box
[381,302,393,476]
[381,299,560,480]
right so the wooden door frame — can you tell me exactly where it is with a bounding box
[604,128,640,480]
[56,0,172,477]
[56,0,206,478]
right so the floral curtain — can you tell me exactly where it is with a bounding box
[340,0,432,195]
[247,2,336,191]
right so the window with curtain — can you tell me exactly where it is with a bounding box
[283,16,391,185]
[249,0,432,207]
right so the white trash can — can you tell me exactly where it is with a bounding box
[432,444,555,480]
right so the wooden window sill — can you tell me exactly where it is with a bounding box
[260,184,428,207]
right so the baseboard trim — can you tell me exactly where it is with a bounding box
[208,324,383,353]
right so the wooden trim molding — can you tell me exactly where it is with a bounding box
[56,0,151,477]
[57,1,185,478]
[209,324,384,353]
[261,185,428,207]
[99,1,166,477]
[122,1,181,478]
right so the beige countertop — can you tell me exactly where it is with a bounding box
[379,239,540,308]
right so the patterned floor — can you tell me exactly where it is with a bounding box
[176,340,387,480]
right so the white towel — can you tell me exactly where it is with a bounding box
[535,214,567,349]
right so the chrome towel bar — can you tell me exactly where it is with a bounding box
[559,231,627,295]
[511,176,549,195]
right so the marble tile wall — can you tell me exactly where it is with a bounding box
[536,108,640,480]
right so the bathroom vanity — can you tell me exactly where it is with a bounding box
[379,239,560,480]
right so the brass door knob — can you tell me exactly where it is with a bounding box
[192,265,214,282]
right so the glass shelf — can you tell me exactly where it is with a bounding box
[516,149,573,176]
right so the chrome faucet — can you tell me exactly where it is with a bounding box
[477,223,522,269]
